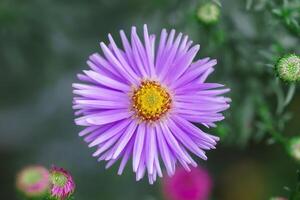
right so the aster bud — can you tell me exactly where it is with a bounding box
[275,54,300,83]
[197,2,220,25]
[49,166,75,200]
[288,137,300,162]
[16,165,50,199]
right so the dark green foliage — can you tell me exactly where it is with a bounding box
[16,190,49,200]
[271,0,300,37]
[289,171,300,200]
[186,0,300,146]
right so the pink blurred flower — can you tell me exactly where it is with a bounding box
[162,166,213,200]
[16,165,50,197]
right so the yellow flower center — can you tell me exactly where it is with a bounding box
[132,80,172,122]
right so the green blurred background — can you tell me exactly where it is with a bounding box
[1,0,299,199]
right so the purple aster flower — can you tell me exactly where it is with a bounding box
[73,25,230,183]
[162,166,213,200]
[16,165,50,198]
[50,166,75,200]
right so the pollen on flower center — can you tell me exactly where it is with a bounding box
[131,80,172,122]
[51,172,67,187]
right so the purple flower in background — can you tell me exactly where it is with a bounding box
[16,165,50,197]
[50,166,75,200]
[73,25,230,183]
[162,166,213,200]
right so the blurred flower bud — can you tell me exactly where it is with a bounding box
[16,165,50,198]
[270,197,287,200]
[49,166,75,200]
[197,3,220,25]
[162,166,212,200]
[289,137,300,161]
[275,54,300,82]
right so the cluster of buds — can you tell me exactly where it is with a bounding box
[16,165,75,200]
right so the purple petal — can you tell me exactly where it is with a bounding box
[88,119,131,147]
[132,123,146,172]
[108,34,139,85]
[83,70,130,92]
[155,124,175,176]
[112,121,138,159]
